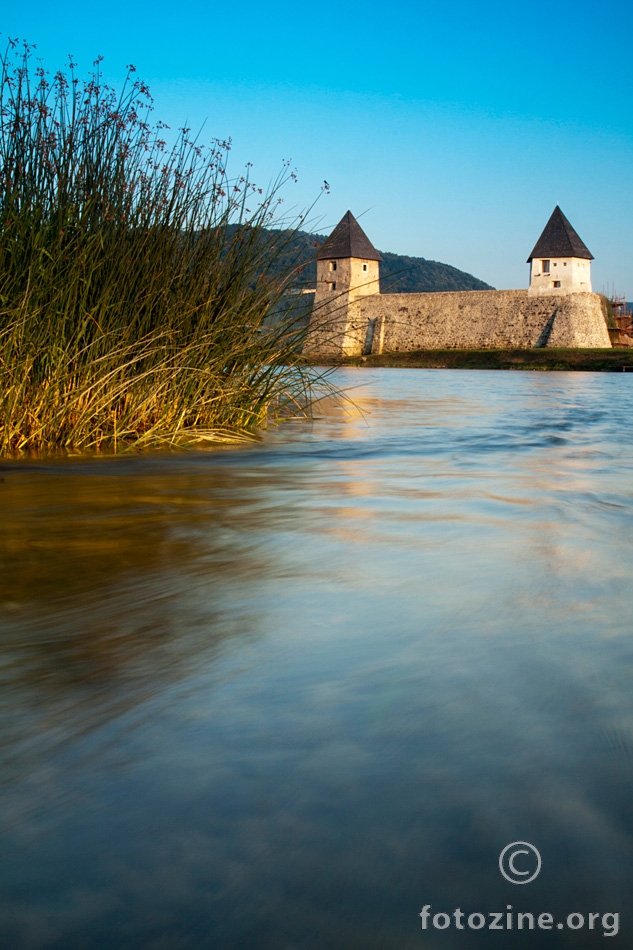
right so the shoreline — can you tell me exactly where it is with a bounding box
[304,348,633,372]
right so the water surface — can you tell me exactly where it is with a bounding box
[1,369,633,948]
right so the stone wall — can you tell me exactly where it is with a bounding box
[328,289,612,354]
[304,256,382,357]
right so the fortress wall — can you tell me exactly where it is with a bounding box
[339,290,611,354]
[544,294,611,347]
[302,292,352,357]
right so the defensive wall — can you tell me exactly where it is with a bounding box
[302,208,613,356]
[306,290,611,356]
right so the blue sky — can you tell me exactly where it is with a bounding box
[5,0,632,294]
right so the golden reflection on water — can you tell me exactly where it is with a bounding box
[1,370,633,948]
[0,369,629,744]
[0,466,297,783]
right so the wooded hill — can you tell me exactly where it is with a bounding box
[269,228,493,293]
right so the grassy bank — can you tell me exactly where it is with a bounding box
[0,42,321,456]
[313,349,633,372]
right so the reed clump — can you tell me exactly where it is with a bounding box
[0,40,320,455]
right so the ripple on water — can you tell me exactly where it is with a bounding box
[1,369,633,949]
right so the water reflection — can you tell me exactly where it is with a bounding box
[1,370,633,948]
[0,466,297,796]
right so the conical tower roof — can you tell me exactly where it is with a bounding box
[316,211,383,261]
[527,206,593,262]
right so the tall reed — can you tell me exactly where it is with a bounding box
[0,40,321,455]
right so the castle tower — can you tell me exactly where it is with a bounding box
[527,206,593,296]
[315,210,382,303]
[305,211,382,356]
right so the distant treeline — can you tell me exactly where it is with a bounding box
[267,229,494,293]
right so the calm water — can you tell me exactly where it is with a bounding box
[1,369,633,949]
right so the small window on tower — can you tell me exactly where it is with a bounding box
[329,261,337,271]
[542,260,550,274]
[553,281,561,288]
[362,263,368,271]
[328,282,336,291]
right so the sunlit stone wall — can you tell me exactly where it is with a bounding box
[304,257,381,357]
[310,290,612,355]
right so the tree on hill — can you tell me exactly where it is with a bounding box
[266,229,493,293]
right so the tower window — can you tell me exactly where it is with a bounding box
[329,261,337,271]
[362,263,368,271]
[328,282,336,291]
[553,281,561,288]
[542,260,550,274]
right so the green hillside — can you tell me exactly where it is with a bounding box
[269,229,493,293]
[379,251,492,292]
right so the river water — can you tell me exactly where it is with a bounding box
[1,369,632,949]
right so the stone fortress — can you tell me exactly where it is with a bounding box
[304,206,611,355]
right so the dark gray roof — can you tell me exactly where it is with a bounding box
[527,206,593,262]
[316,211,383,261]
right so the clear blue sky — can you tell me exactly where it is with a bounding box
[5,0,632,295]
